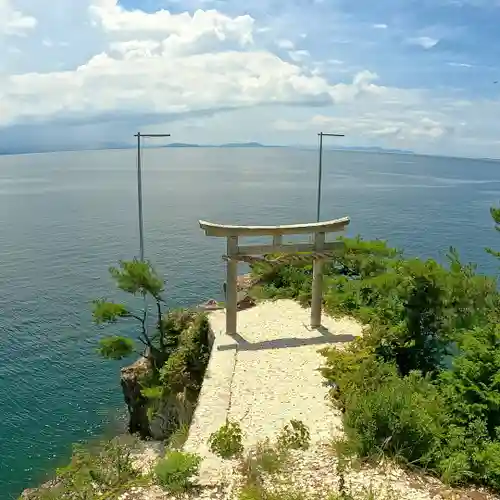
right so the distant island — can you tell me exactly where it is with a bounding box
[0,141,416,156]
[162,143,414,154]
[162,141,269,148]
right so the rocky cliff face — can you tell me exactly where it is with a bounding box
[120,356,153,439]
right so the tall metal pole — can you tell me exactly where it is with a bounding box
[136,132,145,261]
[316,133,324,223]
[134,132,171,262]
[315,132,345,222]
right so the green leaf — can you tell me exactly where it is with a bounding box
[141,385,164,401]
[109,259,164,299]
[98,336,134,360]
[92,300,129,324]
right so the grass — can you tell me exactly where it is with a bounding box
[154,450,202,493]
[23,437,149,499]
[239,438,290,486]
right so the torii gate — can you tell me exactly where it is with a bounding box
[199,217,350,335]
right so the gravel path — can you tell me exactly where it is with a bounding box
[184,299,363,484]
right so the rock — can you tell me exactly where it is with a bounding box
[121,357,154,438]
[237,295,256,311]
[199,299,224,311]
[21,480,59,499]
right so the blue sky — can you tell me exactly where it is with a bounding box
[1,0,499,156]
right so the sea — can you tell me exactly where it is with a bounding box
[1,147,499,497]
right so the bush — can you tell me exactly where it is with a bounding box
[240,438,289,486]
[154,450,201,492]
[208,420,244,459]
[159,313,210,395]
[320,343,393,412]
[277,420,310,451]
[141,311,211,437]
[320,316,500,489]
[435,323,500,489]
[26,439,142,499]
[342,370,446,466]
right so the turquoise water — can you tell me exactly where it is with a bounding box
[1,148,500,497]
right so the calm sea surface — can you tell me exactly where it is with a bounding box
[1,147,500,497]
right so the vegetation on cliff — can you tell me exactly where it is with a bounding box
[92,259,211,439]
[250,207,500,492]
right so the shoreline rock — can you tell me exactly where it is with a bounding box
[121,356,154,439]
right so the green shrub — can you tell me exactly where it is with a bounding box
[320,343,395,413]
[321,318,500,489]
[238,483,307,500]
[136,311,210,438]
[277,420,310,451]
[440,324,500,438]
[168,423,191,450]
[434,323,500,489]
[240,438,289,485]
[159,313,210,395]
[342,370,446,467]
[26,439,142,499]
[208,420,244,459]
[154,450,201,492]
[97,336,135,360]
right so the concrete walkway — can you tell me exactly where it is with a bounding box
[183,300,363,485]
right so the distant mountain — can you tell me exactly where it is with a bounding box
[336,146,414,154]
[163,141,271,148]
[219,142,268,148]
[297,145,414,155]
[163,142,201,148]
[0,141,414,155]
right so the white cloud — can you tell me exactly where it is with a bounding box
[0,0,37,36]
[273,119,304,131]
[281,111,449,141]
[1,5,351,127]
[276,39,294,49]
[373,23,388,29]
[90,0,254,47]
[447,61,473,68]
[288,49,310,62]
[407,36,439,49]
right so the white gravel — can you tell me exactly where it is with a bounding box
[184,299,363,485]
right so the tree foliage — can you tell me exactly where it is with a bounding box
[92,259,167,361]
[486,205,500,258]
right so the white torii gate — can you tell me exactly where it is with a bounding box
[199,217,350,335]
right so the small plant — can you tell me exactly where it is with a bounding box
[169,423,191,450]
[240,438,289,485]
[154,450,201,493]
[238,483,307,500]
[277,420,310,451]
[208,420,244,459]
[26,439,142,499]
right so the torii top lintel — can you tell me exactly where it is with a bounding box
[198,217,350,237]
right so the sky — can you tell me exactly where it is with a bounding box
[1,0,500,157]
